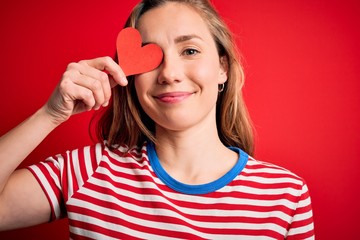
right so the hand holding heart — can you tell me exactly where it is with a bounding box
[44,27,163,126]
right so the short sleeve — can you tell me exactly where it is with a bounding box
[26,143,104,221]
[27,154,67,221]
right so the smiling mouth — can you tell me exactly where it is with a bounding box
[155,92,193,103]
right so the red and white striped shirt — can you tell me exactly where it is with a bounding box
[28,141,314,239]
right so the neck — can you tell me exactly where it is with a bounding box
[153,119,238,185]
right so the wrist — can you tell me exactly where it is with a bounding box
[35,106,63,130]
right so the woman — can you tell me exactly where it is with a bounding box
[0,0,314,239]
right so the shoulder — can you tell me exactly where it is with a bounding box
[245,156,304,180]
[102,141,148,162]
[67,141,148,159]
[44,141,149,173]
[91,141,152,172]
[241,155,308,192]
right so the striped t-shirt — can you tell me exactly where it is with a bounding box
[27,141,314,239]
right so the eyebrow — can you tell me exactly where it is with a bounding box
[174,34,203,44]
[142,34,203,46]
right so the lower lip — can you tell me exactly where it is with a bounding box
[156,94,192,104]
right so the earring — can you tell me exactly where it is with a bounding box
[218,83,225,92]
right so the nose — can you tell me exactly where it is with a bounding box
[157,55,182,85]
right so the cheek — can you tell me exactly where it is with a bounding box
[135,71,152,85]
[134,72,156,97]
[187,58,221,85]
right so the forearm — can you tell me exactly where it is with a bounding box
[0,106,59,194]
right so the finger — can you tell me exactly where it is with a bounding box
[82,56,128,86]
[73,88,96,112]
[74,61,112,106]
[108,75,119,88]
[71,73,107,110]
[59,77,96,112]
[63,66,108,110]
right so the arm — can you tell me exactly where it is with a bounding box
[0,108,57,230]
[0,56,127,231]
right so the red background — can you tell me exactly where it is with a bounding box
[0,0,359,239]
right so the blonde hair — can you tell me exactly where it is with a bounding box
[95,0,255,155]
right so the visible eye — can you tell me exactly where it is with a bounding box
[182,48,200,56]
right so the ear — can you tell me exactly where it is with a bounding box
[218,56,228,84]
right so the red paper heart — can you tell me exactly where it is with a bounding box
[116,27,163,76]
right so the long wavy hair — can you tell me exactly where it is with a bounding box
[94,0,255,155]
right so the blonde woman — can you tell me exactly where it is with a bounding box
[0,0,314,239]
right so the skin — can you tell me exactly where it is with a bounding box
[0,2,238,231]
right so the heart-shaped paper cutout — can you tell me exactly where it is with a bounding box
[116,27,163,76]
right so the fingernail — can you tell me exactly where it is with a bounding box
[121,76,128,85]
[102,101,109,107]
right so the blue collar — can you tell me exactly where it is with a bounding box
[147,141,248,195]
